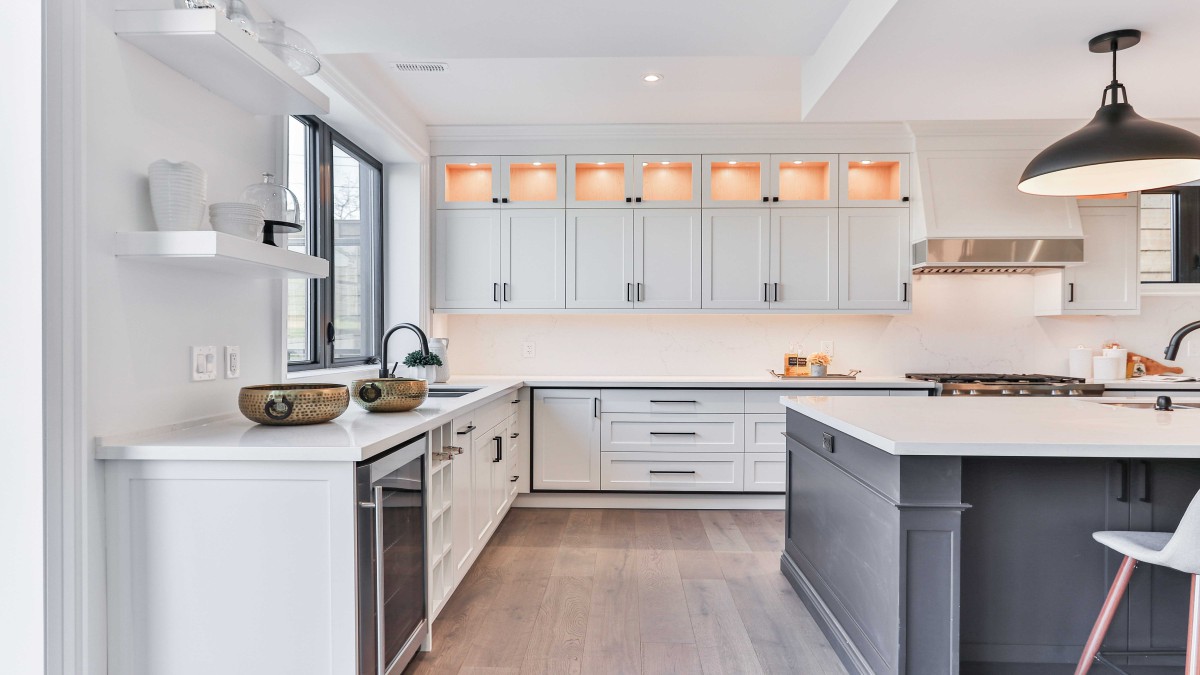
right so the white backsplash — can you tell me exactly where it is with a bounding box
[443,275,1200,376]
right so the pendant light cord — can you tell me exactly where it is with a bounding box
[1103,40,1128,106]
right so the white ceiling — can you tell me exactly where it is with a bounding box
[252,0,1200,127]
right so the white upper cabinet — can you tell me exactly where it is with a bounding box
[437,156,501,209]
[771,209,839,310]
[634,209,703,309]
[500,156,565,208]
[838,208,911,310]
[702,209,771,309]
[501,210,566,309]
[769,154,838,207]
[566,209,635,309]
[703,155,771,208]
[567,155,635,208]
[632,155,701,208]
[435,210,502,309]
[838,153,910,207]
[1035,206,1140,316]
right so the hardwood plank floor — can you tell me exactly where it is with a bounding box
[406,509,846,675]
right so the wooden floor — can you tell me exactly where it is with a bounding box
[405,508,847,675]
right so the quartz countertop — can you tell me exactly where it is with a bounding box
[782,395,1200,458]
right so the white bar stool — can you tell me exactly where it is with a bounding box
[1076,489,1200,675]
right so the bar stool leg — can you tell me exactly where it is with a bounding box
[1076,556,1137,675]
[1188,574,1200,675]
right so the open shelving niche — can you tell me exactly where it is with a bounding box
[114,231,329,279]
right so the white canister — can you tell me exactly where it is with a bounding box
[1093,355,1125,381]
[430,338,449,383]
[1069,347,1098,379]
[1102,347,1128,374]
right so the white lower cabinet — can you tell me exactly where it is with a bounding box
[744,453,786,492]
[1034,206,1140,316]
[745,413,786,452]
[532,389,602,490]
[449,417,476,581]
[601,413,744,453]
[600,452,745,492]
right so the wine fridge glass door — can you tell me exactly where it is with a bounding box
[373,455,425,674]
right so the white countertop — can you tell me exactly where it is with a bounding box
[782,395,1200,458]
[94,374,930,463]
[1102,379,1200,390]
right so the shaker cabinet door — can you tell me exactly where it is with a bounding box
[435,210,502,309]
[533,389,602,490]
[838,208,910,311]
[566,209,634,309]
[770,208,838,310]
[702,209,771,309]
[635,209,702,309]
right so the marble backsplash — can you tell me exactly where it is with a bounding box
[440,275,1200,377]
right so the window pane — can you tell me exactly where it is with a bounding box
[1139,192,1175,283]
[331,141,379,361]
[287,117,315,364]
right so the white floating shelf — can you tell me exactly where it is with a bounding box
[115,231,329,279]
[115,9,329,116]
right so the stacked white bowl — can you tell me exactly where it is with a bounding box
[148,160,207,231]
[209,202,265,240]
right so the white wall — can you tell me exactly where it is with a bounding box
[385,162,424,328]
[0,0,44,671]
[444,275,1200,376]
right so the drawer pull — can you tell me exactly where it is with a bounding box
[649,470,696,475]
[649,431,698,436]
[456,425,476,435]
[649,400,699,404]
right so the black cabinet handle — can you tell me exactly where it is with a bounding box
[637,282,644,302]
[1068,282,1075,303]
[902,282,908,302]
[1117,460,1130,502]
[773,282,779,302]
[772,196,779,202]
[649,400,699,404]
[635,197,642,202]
[501,197,509,203]
[492,197,499,203]
[626,282,632,302]
[594,397,599,418]
[902,196,910,202]
[456,424,476,435]
[493,436,502,463]
[511,476,519,482]
[762,196,769,202]
[763,282,769,302]
[649,470,696,475]
[510,432,520,439]
[493,282,499,302]
[625,197,632,203]
[503,282,510,302]
[326,321,335,344]
[1139,461,1152,503]
[650,431,697,436]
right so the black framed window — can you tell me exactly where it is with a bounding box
[287,116,384,371]
[1140,187,1200,284]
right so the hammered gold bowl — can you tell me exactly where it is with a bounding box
[238,384,349,425]
[350,377,428,412]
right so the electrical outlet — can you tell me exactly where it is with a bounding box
[224,346,241,379]
[522,342,536,358]
[190,346,217,381]
[820,340,835,357]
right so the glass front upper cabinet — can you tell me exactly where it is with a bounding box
[838,153,910,207]
[769,154,838,207]
[632,155,701,208]
[702,154,770,208]
[501,155,565,208]
[437,156,500,209]
[567,155,635,208]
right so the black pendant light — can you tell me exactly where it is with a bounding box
[1018,29,1200,196]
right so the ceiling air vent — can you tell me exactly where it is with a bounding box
[391,62,448,73]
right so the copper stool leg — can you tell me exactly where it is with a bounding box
[1076,556,1137,675]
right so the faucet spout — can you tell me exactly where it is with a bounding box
[1164,320,1200,361]
[380,323,430,378]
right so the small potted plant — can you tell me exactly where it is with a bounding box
[809,352,832,377]
[403,350,444,384]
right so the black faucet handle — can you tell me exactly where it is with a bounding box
[1155,395,1173,411]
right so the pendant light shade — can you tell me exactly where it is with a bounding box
[1018,29,1200,196]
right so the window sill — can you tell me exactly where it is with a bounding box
[286,364,378,381]
[1140,283,1200,296]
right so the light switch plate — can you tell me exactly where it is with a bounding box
[190,346,217,381]
[224,346,240,379]
[820,340,835,357]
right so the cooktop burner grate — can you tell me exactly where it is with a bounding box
[905,373,1087,385]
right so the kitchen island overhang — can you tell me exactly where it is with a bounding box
[781,395,1200,675]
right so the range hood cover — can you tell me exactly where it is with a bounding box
[912,238,1084,274]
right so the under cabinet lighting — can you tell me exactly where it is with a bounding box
[642,73,663,83]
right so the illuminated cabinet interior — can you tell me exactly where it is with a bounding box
[773,156,834,205]
[839,154,909,206]
[634,156,700,207]
[443,161,496,205]
[569,157,631,207]
[703,155,769,206]
[505,159,561,205]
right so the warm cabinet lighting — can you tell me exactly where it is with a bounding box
[596,161,606,166]
[861,160,873,165]
[728,161,738,165]
[468,162,478,167]
[1020,29,1200,196]
[661,161,670,165]
[793,160,804,164]
[531,161,542,166]
[642,73,663,83]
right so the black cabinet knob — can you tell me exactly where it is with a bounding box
[491,197,499,203]
[635,197,642,202]
[625,197,632,202]
[772,196,779,202]
[762,196,769,202]
[501,197,509,203]
[902,196,910,202]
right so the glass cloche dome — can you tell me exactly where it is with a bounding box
[240,172,300,246]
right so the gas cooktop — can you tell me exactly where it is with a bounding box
[905,373,1104,396]
[905,373,1086,384]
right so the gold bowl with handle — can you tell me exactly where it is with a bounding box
[238,383,349,425]
[350,377,428,412]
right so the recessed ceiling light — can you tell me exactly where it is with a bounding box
[861,160,873,165]
[642,73,663,83]
[468,162,478,167]
[728,161,738,165]
[792,160,804,165]
[661,161,670,165]
[596,162,607,166]
[532,161,542,166]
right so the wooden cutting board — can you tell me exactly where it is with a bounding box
[1128,351,1184,376]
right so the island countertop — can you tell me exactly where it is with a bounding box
[782,395,1200,458]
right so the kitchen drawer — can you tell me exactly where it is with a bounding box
[745,388,886,413]
[601,388,744,414]
[473,402,518,441]
[745,414,785,452]
[601,413,744,453]
[744,452,786,492]
[600,452,744,492]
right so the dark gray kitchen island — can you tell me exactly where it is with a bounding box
[781,395,1200,675]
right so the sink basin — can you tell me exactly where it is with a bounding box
[427,386,483,398]
[1091,401,1200,410]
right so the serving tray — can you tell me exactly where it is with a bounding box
[768,369,861,380]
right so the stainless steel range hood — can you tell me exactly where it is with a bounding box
[911,150,1086,273]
